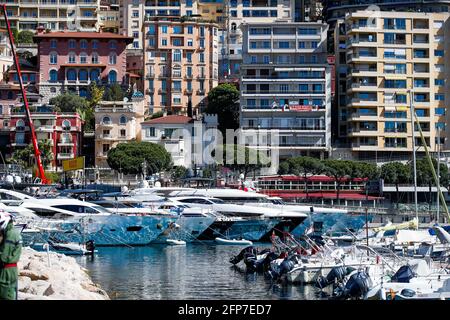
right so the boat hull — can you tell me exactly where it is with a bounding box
[21,214,178,246]
[153,215,216,243]
[225,218,281,241]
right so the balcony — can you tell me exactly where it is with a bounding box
[197,74,206,80]
[158,88,167,93]
[98,121,113,128]
[145,73,155,79]
[184,74,193,79]
[57,153,74,160]
[197,89,205,95]
[146,88,154,94]
[58,140,74,146]
[184,89,193,95]
[171,87,182,93]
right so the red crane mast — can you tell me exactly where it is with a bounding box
[2,4,48,184]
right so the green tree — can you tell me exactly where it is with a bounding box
[103,83,125,101]
[205,83,240,134]
[150,111,164,119]
[50,93,89,113]
[381,162,411,209]
[214,144,270,179]
[9,140,54,170]
[88,82,105,110]
[415,158,449,210]
[17,30,35,44]
[321,159,353,203]
[171,165,188,181]
[12,29,19,43]
[278,157,324,199]
[107,142,172,175]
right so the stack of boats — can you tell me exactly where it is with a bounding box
[229,220,450,300]
[0,186,352,253]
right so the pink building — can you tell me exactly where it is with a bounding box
[34,30,133,102]
[9,105,83,171]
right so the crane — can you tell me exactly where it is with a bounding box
[2,4,48,184]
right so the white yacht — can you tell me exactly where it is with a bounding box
[0,189,178,246]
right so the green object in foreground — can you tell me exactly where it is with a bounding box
[0,223,22,300]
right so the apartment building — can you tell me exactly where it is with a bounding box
[323,0,450,26]
[141,114,218,168]
[0,31,13,83]
[9,104,82,170]
[143,17,218,115]
[339,11,450,161]
[99,0,120,33]
[34,30,133,102]
[1,0,100,32]
[94,96,146,168]
[240,22,332,173]
[120,0,200,50]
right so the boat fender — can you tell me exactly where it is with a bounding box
[400,289,416,298]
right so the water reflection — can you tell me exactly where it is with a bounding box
[76,244,324,300]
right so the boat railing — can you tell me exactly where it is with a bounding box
[355,244,406,271]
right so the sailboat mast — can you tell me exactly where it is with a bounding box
[409,89,419,224]
[437,127,441,223]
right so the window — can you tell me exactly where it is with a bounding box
[187,25,193,34]
[132,10,139,17]
[80,40,88,49]
[186,52,192,63]
[68,52,76,63]
[161,38,167,46]
[102,144,110,153]
[311,41,318,48]
[92,52,98,64]
[299,41,306,49]
[109,41,117,50]
[62,120,71,130]
[49,70,58,82]
[108,70,117,83]
[173,50,181,62]
[109,52,117,64]
[50,52,57,64]
[79,69,88,82]
[50,39,57,49]
[146,127,156,137]
[120,129,126,137]
[67,69,76,81]
[102,116,111,124]
[80,52,87,63]
[435,94,445,101]
[187,38,193,46]
[435,50,444,57]
[172,26,182,34]
[199,53,204,63]
[92,40,98,49]
[90,69,100,82]
[161,25,168,33]
[435,79,445,86]
[436,108,446,115]
[68,39,76,49]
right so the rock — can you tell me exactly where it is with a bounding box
[19,270,49,281]
[43,284,55,296]
[17,247,109,300]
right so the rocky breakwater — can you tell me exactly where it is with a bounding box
[17,247,109,300]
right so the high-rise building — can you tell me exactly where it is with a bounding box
[337,11,450,161]
[240,22,331,173]
[142,17,219,115]
[1,0,100,32]
[323,0,450,27]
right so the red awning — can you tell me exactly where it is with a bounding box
[262,191,382,201]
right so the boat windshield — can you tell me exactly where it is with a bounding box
[209,198,225,204]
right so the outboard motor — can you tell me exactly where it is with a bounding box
[391,265,414,283]
[85,240,95,255]
[230,246,257,265]
[316,266,354,289]
[335,270,373,300]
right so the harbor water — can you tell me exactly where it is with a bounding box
[76,244,326,300]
